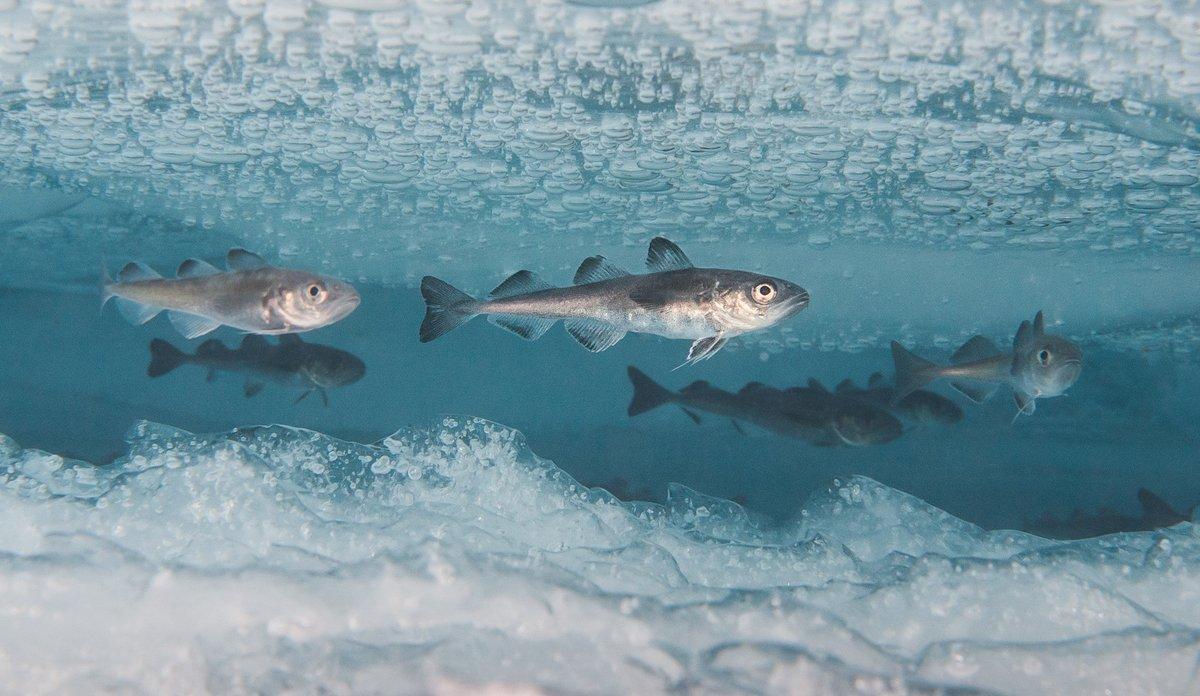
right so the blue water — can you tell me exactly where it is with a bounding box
[2,0,1200,693]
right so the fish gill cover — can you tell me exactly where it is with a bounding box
[1,418,1198,694]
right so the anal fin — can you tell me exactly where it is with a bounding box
[168,311,222,339]
[564,318,625,352]
[1012,391,1036,419]
[949,381,998,404]
[114,297,163,325]
[488,314,555,340]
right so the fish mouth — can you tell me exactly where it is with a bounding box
[779,289,810,318]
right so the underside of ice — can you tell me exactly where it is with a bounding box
[1,418,1197,694]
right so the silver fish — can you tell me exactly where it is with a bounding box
[420,238,809,365]
[626,368,902,447]
[102,248,360,338]
[147,334,365,406]
[891,311,1083,418]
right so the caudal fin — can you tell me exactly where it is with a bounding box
[890,341,941,404]
[627,366,675,416]
[147,338,188,377]
[419,276,479,343]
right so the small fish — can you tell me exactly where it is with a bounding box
[891,311,1083,418]
[835,373,963,426]
[147,334,365,405]
[102,248,360,338]
[627,368,901,447]
[421,237,809,365]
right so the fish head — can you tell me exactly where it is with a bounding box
[829,403,903,446]
[1015,334,1083,398]
[709,271,809,333]
[269,271,361,331]
[303,348,367,388]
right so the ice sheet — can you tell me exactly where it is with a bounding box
[1,418,1197,694]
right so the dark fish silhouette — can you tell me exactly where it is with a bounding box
[148,334,365,406]
[1026,489,1194,539]
[834,373,963,426]
[627,367,901,447]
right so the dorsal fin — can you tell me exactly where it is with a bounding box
[867,372,885,388]
[227,248,269,271]
[117,262,161,283]
[490,270,553,299]
[835,379,856,394]
[177,258,221,278]
[807,378,829,393]
[574,256,631,285]
[952,335,1001,364]
[1033,310,1046,336]
[1013,319,1035,355]
[1137,488,1179,522]
[646,237,693,272]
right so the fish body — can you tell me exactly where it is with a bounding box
[1026,488,1193,540]
[834,374,963,426]
[749,380,904,447]
[103,248,360,338]
[148,334,365,405]
[891,311,1083,418]
[421,238,809,364]
[626,368,901,447]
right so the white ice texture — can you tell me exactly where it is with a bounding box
[0,418,1197,694]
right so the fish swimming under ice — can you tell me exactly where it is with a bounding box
[627,367,902,447]
[148,334,365,405]
[891,310,1083,418]
[102,248,360,338]
[420,237,809,365]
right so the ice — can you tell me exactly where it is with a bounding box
[1,418,1197,693]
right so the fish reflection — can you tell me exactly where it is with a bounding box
[834,373,963,426]
[147,335,365,406]
[1026,489,1193,540]
[626,367,902,447]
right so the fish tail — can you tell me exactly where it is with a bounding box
[626,366,675,416]
[890,341,941,405]
[147,338,188,377]
[419,276,479,343]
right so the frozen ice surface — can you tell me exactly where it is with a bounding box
[1,419,1198,694]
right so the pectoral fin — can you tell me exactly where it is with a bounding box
[679,407,702,425]
[1012,391,1036,419]
[679,335,727,368]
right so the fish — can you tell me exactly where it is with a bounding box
[147,334,365,406]
[761,379,904,447]
[1025,488,1194,540]
[626,367,902,447]
[420,237,809,365]
[102,248,360,338]
[834,373,963,426]
[890,311,1083,418]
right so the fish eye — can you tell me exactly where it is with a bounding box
[753,282,776,303]
[1038,349,1051,366]
[307,284,325,301]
